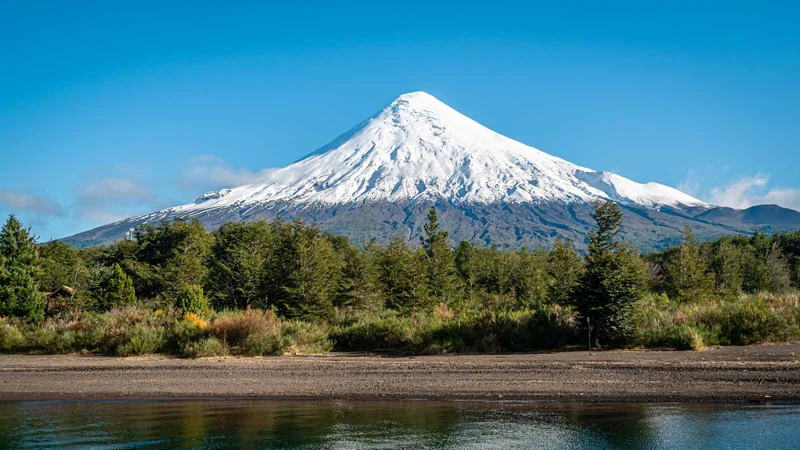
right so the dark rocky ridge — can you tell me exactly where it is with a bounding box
[62,200,800,251]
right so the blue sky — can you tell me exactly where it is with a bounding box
[1,1,799,240]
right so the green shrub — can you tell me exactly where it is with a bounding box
[178,285,211,315]
[281,320,333,354]
[211,308,286,355]
[636,293,800,349]
[116,324,166,356]
[642,323,707,350]
[72,313,111,352]
[0,321,26,352]
[704,297,795,345]
[27,325,76,354]
[332,306,580,354]
[240,331,284,356]
[183,337,229,358]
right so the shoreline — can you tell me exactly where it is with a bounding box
[1,343,799,403]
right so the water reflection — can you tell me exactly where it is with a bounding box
[0,400,798,449]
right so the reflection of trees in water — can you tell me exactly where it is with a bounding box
[0,401,786,449]
[0,401,656,448]
[196,400,464,448]
[0,405,24,449]
[551,403,657,448]
[0,400,463,448]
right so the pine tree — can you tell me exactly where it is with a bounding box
[663,227,714,303]
[102,263,136,309]
[547,238,584,305]
[573,202,647,347]
[419,206,459,305]
[0,215,45,322]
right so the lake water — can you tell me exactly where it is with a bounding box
[0,400,798,449]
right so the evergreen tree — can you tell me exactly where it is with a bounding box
[765,243,792,293]
[37,240,79,292]
[742,250,769,293]
[205,221,273,309]
[262,220,318,311]
[98,239,156,299]
[0,215,45,322]
[281,235,339,319]
[37,240,93,310]
[134,218,211,301]
[163,220,212,303]
[573,202,647,346]
[102,263,136,309]
[712,240,744,299]
[420,206,459,305]
[333,240,380,311]
[485,246,515,307]
[510,249,550,308]
[375,235,427,311]
[663,227,714,303]
[177,284,210,315]
[547,238,584,305]
[454,240,481,305]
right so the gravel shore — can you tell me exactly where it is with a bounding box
[1,343,799,403]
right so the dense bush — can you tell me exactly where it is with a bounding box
[183,337,229,358]
[331,305,580,353]
[2,202,800,356]
[0,306,331,358]
[636,293,800,349]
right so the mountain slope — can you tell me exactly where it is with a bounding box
[64,92,799,249]
[170,91,705,212]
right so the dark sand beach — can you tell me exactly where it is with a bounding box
[1,343,799,403]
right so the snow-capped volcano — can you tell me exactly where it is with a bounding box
[172,91,704,214]
[69,92,800,250]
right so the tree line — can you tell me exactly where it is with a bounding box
[2,202,799,347]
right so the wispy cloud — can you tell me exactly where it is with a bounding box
[74,177,161,224]
[78,178,154,203]
[0,190,64,217]
[687,172,800,211]
[178,154,277,191]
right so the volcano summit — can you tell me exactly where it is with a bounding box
[65,92,800,249]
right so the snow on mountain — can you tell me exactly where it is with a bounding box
[164,91,705,217]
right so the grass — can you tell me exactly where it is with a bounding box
[329,304,580,353]
[1,292,798,357]
[636,292,800,349]
[0,306,330,358]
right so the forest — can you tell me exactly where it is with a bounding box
[1,202,799,357]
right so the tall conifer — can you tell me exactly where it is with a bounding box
[0,215,44,321]
[573,202,647,346]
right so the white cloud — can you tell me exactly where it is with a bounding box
[0,190,64,216]
[74,177,161,224]
[79,178,153,203]
[178,155,278,191]
[706,174,800,210]
[753,187,800,211]
[676,171,702,198]
[79,209,139,224]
